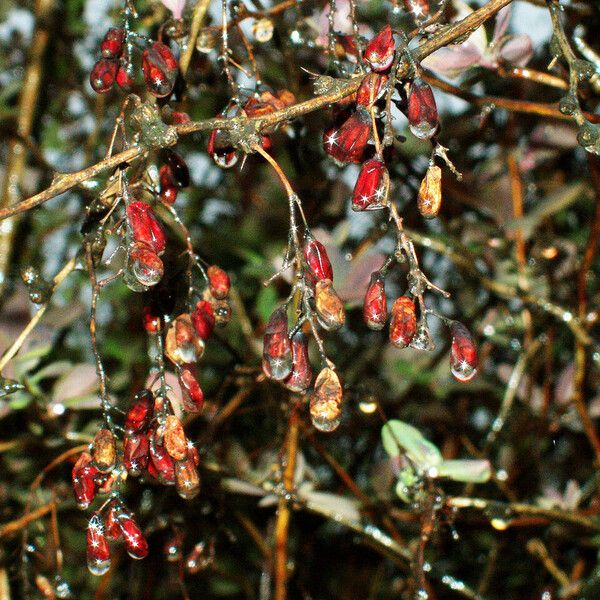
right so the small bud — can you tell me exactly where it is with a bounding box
[363,272,387,330]
[389,296,417,348]
[284,332,313,392]
[126,201,166,255]
[90,59,117,93]
[417,164,442,218]
[352,158,389,211]
[207,265,231,299]
[310,368,343,432]
[315,279,345,331]
[323,107,372,164]
[262,307,292,380]
[175,457,201,499]
[407,77,438,140]
[450,322,478,382]
[303,234,333,283]
[92,429,116,473]
[364,25,395,72]
[142,41,178,98]
[87,514,111,576]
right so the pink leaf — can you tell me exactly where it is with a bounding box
[422,43,483,78]
[497,34,533,67]
[161,0,186,19]
[493,5,512,42]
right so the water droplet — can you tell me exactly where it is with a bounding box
[415,588,429,599]
[359,400,377,414]
[87,557,111,576]
[490,518,508,531]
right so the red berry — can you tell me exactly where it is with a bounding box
[323,107,371,164]
[171,111,191,124]
[142,42,178,98]
[352,158,389,211]
[284,332,313,392]
[303,234,333,284]
[389,296,417,348]
[126,201,166,255]
[407,77,438,140]
[87,514,111,576]
[143,308,161,333]
[90,58,117,93]
[191,300,215,341]
[116,64,134,90]
[118,515,149,560]
[72,452,98,509]
[179,363,205,412]
[363,272,387,330]
[149,434,176,484]
[125,389,154,434]
[160,185,178,206]
[356,72,389,107]
[207,265,230,299]
[450,322,478,382]
[123,433,150,476]
[165,151,190,188]
[100,28,125,58]
[364,25,395,72]
[262,307,292,380]
[102,501,123,541]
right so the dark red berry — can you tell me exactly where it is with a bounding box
[125,389,153,434]
[352,158,389,211]
[116,64,134,90]
[179,363,205,412]
[118,515,149,560]
[101,28,125,58]
[149,434,176,484]
[356,73,389,107]
[123,433,150,476]
[142,42,178,98]
[126,201,166,255]
[87,514,111,575]
[323,107,371,164]
[407,77,438,140]
[284,332,313,392]
[450,322,478,382]
[364,25,395,72]
[191,300,215,341]
[303,234,333,283]
[72,452,98,509]
[262,307,292,380]
[165,151,190,188]
[90,58,117,93]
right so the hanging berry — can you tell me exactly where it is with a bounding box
[352,158,389,211]
[284,332,313,392]
[389,296,417,348]
[118,515,149,560]
[100,28,125,58]
[407,77,439,140]
[125,389,154,434]
[450,321,478,382]
[191,300,215,341]
[142,41,178,98]
[72,452,99,509]
[262,307,292,380]
[418,164,442,218]
[123,433,150,476]
[314,279,345,331]
[364,25,395,72]
[178,363,205,412]
[207,265,231,299]
[310,368,343,432]
[90,58,117,94]
[125,242,164,290]
[175,457,201,499]
[363,272,387,330]
[126,201,166,255]
[303,234,333,284]
[323,107,372,164]
[91,429,116,473]
[87,514,111,576]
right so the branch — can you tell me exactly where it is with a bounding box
[0,0,514,223]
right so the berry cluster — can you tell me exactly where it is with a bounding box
[90,25,179,98]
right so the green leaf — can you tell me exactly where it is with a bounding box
[381,420,442,470]
[435,459,492,483]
